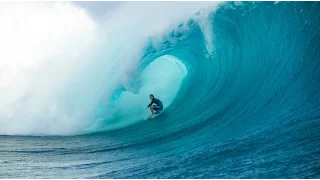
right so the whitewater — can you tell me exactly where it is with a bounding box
[0,1,319,178]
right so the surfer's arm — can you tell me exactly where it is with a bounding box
[146,100,154,109]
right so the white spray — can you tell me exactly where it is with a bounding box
[0,2,220,135]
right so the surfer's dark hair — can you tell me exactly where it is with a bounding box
[149,94,154,98]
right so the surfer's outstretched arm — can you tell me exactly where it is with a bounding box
[147,100,154,108]
[146,99,154,110]
[146,103,152,110]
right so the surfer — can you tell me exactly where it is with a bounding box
[146,94,163,119]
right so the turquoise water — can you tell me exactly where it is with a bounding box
[1,1,320,178]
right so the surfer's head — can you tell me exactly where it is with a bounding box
[149,94,154,100]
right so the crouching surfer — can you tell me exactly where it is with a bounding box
[146,94,163,119]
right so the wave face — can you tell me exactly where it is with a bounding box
[1,1,320,178]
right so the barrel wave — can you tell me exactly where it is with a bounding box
[0,1,320,178]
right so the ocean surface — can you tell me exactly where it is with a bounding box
[0,1,320,178]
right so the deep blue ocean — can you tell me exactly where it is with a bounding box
[1,1,320,178]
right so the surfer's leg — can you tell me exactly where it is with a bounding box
[153,105,161,114]
[150,105,155,115]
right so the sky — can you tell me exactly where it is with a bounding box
[72,1,125,22]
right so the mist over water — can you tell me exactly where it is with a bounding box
[0,1,219,135]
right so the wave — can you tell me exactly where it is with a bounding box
[0,1,319,140]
